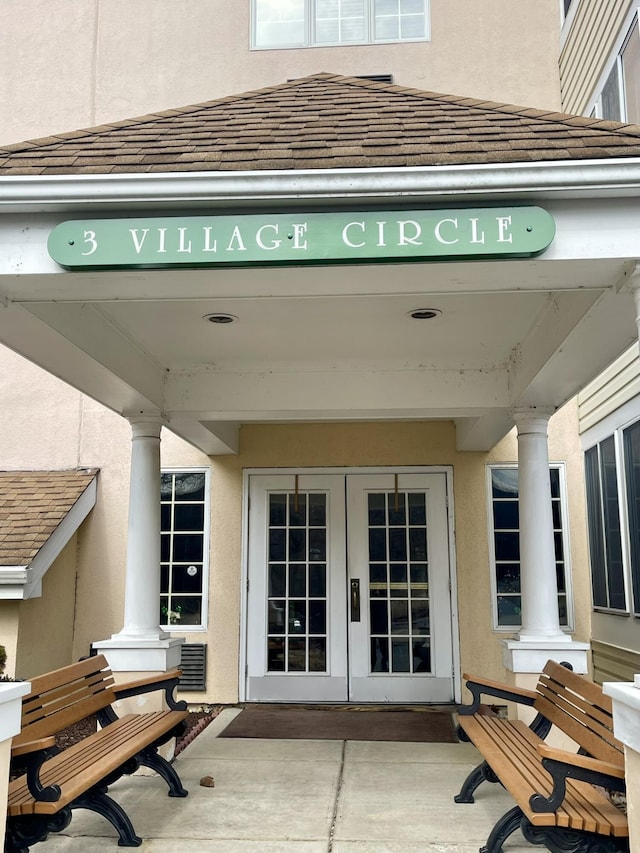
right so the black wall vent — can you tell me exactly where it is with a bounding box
[178,644,207,691]
[356,74,393,83]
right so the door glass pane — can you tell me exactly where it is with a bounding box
[367,490,432,674]
[266,492,329,673]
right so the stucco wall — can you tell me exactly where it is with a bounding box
[15,537,78,678]
[0,0,561,146]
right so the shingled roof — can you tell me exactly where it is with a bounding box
[2,73,640,176]
[0,470,98,565]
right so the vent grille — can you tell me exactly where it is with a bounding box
[178,644,207,691]
[356,74,393,83]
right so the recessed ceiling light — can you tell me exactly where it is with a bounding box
[408,308,442,320]
[203,313,238,324]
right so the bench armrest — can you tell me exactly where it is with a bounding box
[529,743,626,813]
[112,669,187,712]
[11,736,56,758]
[11,738,62,804]
[458,672,538,716]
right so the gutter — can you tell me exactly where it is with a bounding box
[3,159,640,212]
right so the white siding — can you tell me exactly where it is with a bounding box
[560,0,631,114]
[578,345,640,432]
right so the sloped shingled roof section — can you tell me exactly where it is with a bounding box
[2,73,640,175]
[0,470,98,565]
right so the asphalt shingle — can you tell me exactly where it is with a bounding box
[0,471,97,564]
[3,73,640,175]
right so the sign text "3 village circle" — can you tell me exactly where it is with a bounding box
[47,208,556,270]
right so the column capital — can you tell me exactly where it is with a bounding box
[126,412,166,439]
[511,406,555,433]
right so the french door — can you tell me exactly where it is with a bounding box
[245,471,455,702]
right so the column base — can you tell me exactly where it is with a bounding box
[93,636,185,672]
[502,638,590,674]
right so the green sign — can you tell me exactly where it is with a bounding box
[47,207,555,270]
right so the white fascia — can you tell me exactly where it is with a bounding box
[0,477,97,601]
[3,159,640,212]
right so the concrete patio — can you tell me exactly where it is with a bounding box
[36,708,532,853]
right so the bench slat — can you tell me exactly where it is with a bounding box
[23,656,112,697]
[14,692,115,747]
[541,662,613,713]
[8,710,187,816]
[534,690,623,767]
[22,671,114,722]
[458,715,627,836]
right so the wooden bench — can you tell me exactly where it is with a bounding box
[6,655,189,852]
[454,660,628,853]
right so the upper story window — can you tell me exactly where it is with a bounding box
[590,12,640,123]
[252,0,430,49]
[487,465,571,630]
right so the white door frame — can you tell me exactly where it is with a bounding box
[239,465,461,703]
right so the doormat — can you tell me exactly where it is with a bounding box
[219,705,458,742]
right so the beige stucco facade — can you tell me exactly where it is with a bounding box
[0,0,603,707]
[0,0,561,147]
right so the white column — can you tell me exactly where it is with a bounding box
[514,407,566,643]
[502,407,588,677]
[121,416,167,640]
[94,414,183,672]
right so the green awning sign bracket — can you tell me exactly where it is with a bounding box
[47,207,555,270]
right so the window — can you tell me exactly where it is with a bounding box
[160,470,209,629]
[585,418,640,615]
[560,0,578,31]
[590,13,640,123]
[252,0,430,49]
[585,439,625,610]
[488,465,571,630]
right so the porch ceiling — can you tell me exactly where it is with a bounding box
[2,74,640,453]
[0,250,635,454]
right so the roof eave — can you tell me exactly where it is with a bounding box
[3,158,640,212]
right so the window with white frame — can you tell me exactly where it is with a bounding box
[590,11,640,123]
[252,0,430,49]
[160,470,209,629]
[585,418,640,615]
[488,465,571,629]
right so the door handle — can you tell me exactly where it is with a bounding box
[350,579,361,622]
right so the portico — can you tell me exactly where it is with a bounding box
[1,74,640,700]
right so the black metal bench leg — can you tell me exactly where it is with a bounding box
[139,746,188,798]
[74,785,142,847]
[5,810,72,853]
[521,819,630,853]
[454,759,498,803]
[479,804,523,853]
